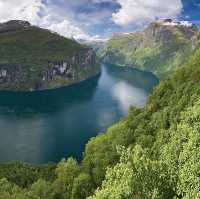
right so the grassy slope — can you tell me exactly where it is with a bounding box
[0,27,85,65]
[102,25,198,78]
[0,26,99,91]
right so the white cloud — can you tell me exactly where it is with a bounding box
[0,0,43,24]
[0,0,98,41]
[47,20,86,39]
[112,0,183,26]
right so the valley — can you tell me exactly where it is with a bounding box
[0,63,158,164]
[0,15,199,199]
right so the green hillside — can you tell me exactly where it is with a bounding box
[0,30,199,198]
[101,20,199,78]
[0,21,200,199]
[0,20,100,91]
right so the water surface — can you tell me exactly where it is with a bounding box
[0,64,158,164]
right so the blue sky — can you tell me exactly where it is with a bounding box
[0,0,199,40]
[181,0,200,26]
[46,0,200,38]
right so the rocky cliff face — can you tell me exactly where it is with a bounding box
[143,20,198,43]
[0,49,97,90]
[102,19,199,78]
[0,20,100,91]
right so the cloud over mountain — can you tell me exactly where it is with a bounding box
[112,0,183,26]
[0,0,93,40]
[0,0,198,38]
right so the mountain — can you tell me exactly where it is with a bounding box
[0,20,100,91]
[101,19,199,78]
[78,39,107,58]
[0,34,200,199]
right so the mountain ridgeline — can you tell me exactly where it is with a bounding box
[0,20,200,198]
[101,19,199,78]
[0,33,200,199]
[0,20,100,91]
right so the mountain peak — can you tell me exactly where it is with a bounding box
[3,20,31,26]
[154,18,196,28]
[102,18,199,78]
[144,19,198,41]
[0,20,31,34]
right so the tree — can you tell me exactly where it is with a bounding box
[0,178,25,199]
[25,179,54,199]
[53,158,79,199]
[71,173,93,199]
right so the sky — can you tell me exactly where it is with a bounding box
[0,0,199,41]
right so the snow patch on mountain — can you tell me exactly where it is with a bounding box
[157,19,193,27]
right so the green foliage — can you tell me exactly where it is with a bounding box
[0,162,56,188]
[0,178,24,199]
[0,31,200,199]
[0,27,84,66]
[53,158,79,199]
[0,23,100,91]
[87,45,200,198]
[88,146,134,199]
[101,24,198,78]
[25,179,54,199]
[159,102,200,198]
[89,145,174,199]
[71,173,93,199]
[89,99,200,199]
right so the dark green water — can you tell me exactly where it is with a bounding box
[0,64,158,164]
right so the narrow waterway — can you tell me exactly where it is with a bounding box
[0,64,158,163]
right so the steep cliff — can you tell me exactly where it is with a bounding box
[0,20,100,91]
[101,19,199,78]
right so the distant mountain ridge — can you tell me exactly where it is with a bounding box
[101,19,199,78]
[0,20,100,91]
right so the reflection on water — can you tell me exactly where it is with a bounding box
[0,63,158,164]
[0,76,99,114]
[113,81,147,113]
